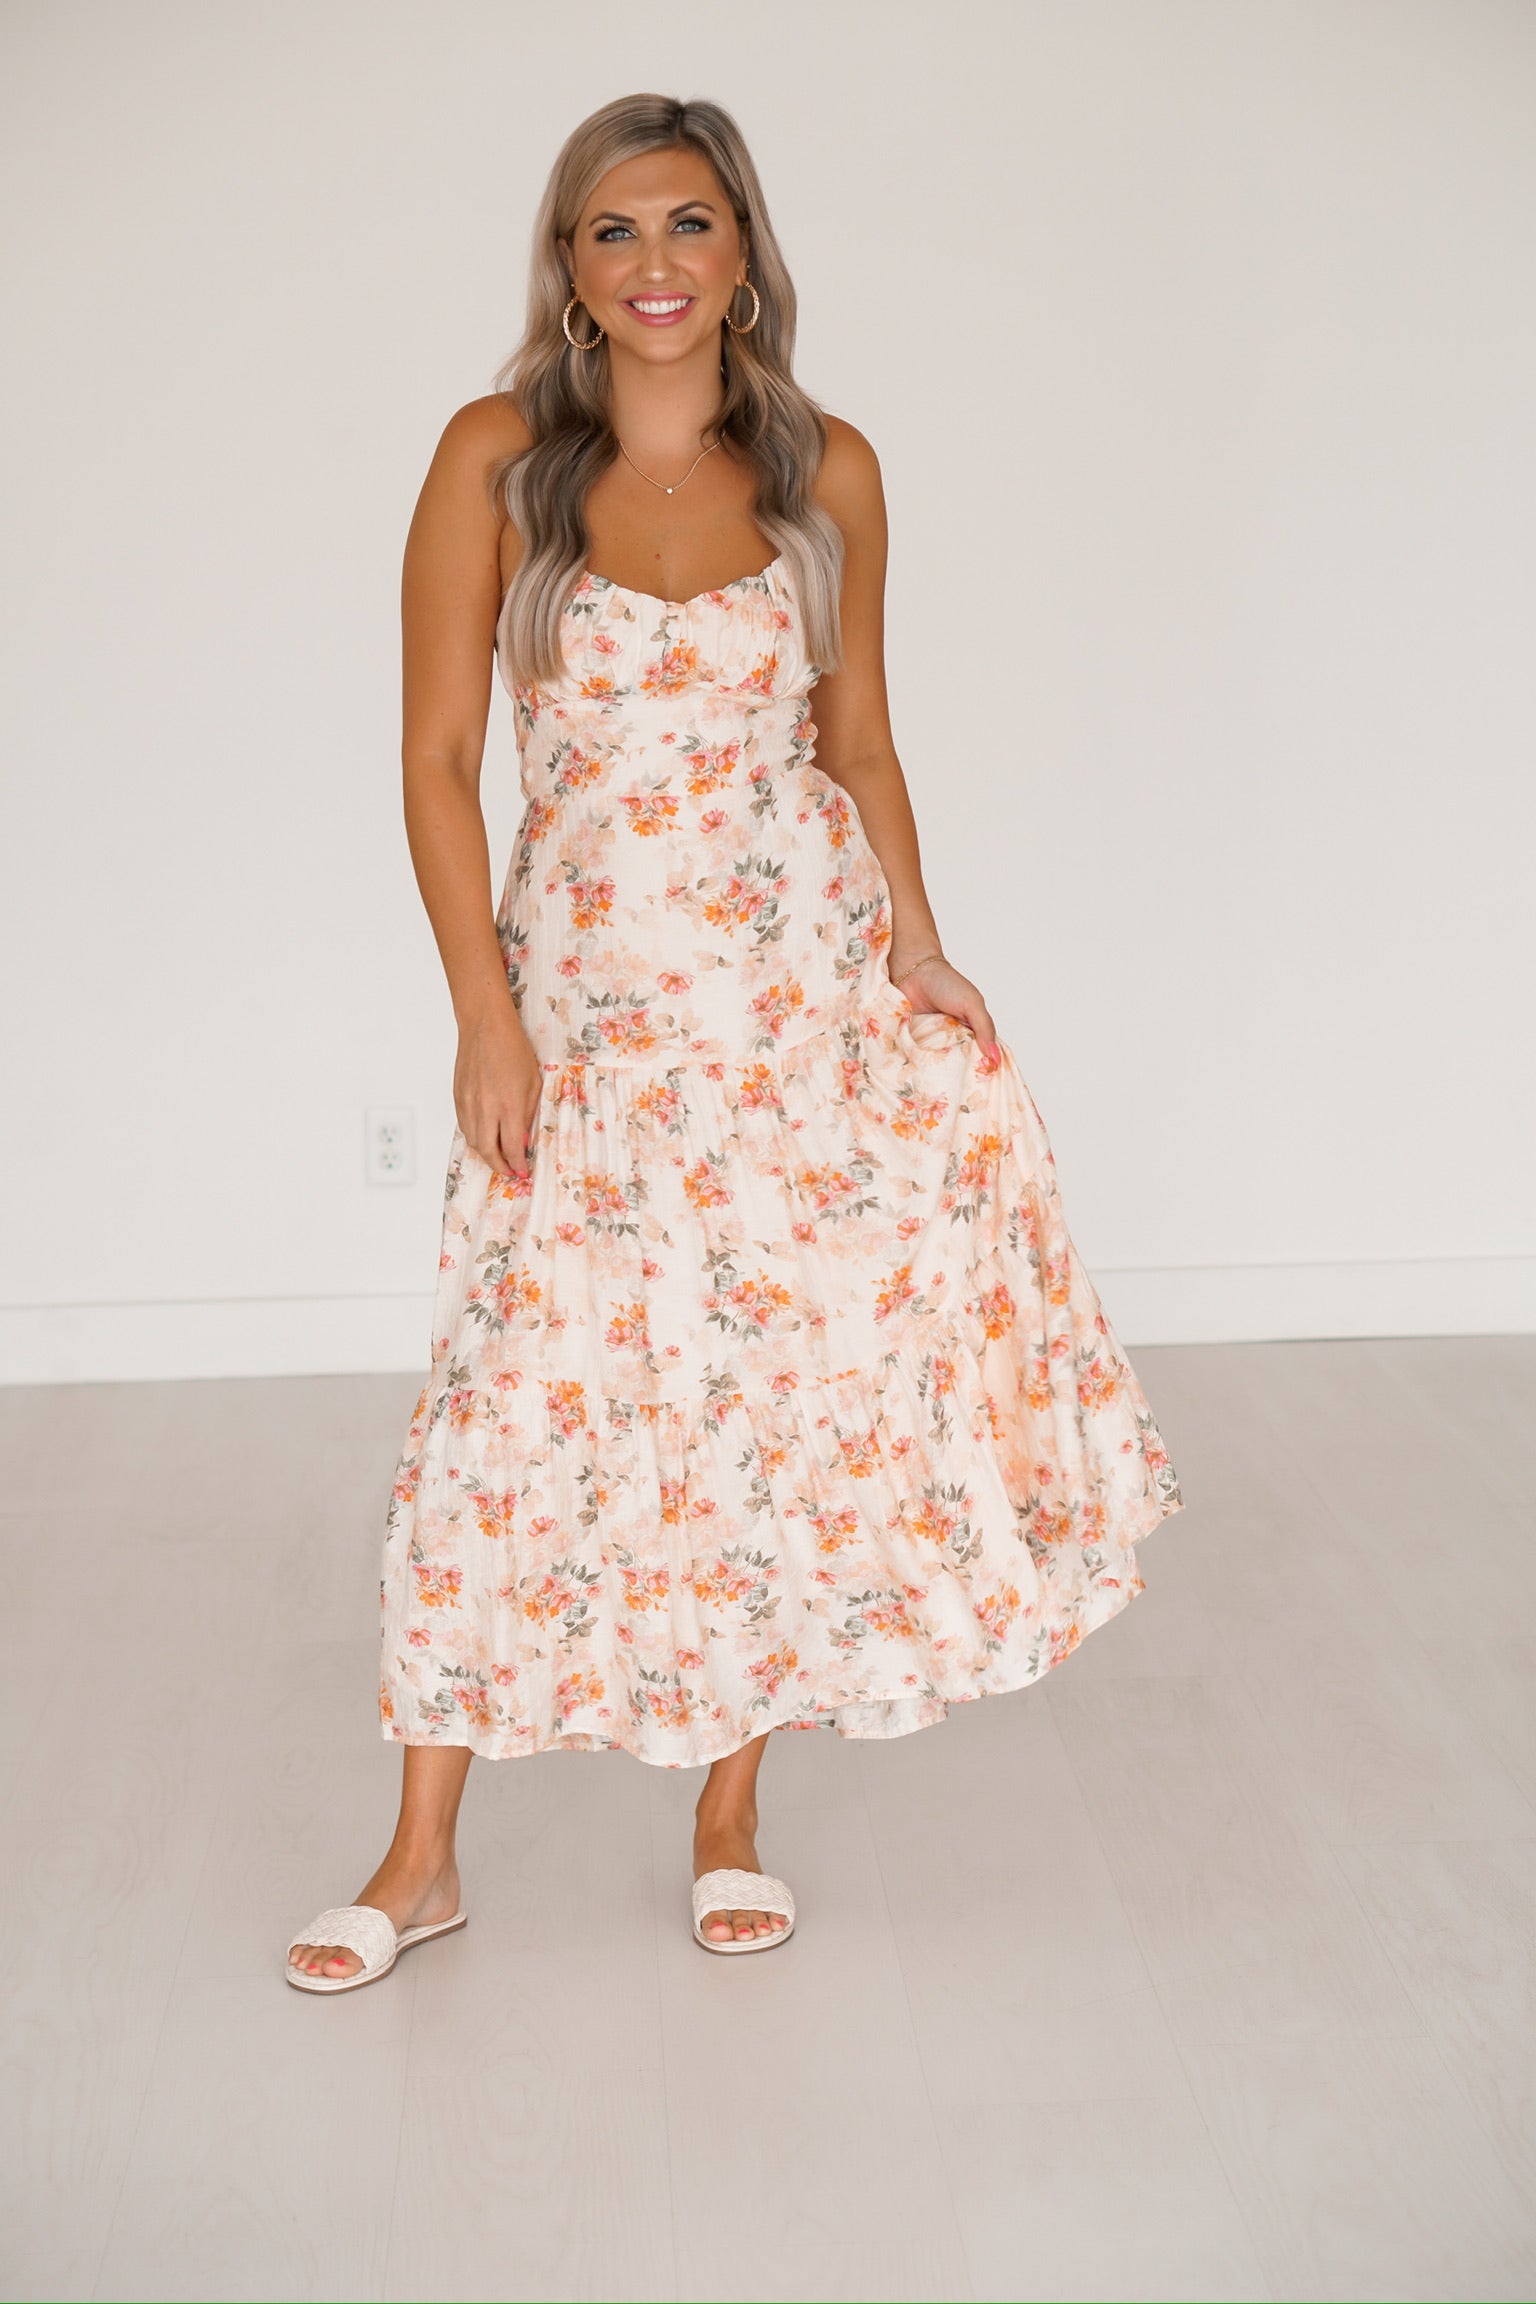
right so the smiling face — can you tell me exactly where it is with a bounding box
[560,144,748,360]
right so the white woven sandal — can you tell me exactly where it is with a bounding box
[691,1868,796,1955]
[285,1902,467,1994]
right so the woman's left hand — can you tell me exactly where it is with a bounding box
[890,953,1001,1061]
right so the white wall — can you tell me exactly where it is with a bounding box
[3,0,1533,1384]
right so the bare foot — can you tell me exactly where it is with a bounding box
[692,1795,789,1945]
[287,1846,461,1981]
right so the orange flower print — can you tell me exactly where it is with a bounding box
[693,1546,774,1613]
[683,739,740,793]
[707,1268,792,1339]
[637,1679,695,1730]
[604,1301,652,1353]
[635,1078,683,1126]
[750,976,805,1039]
[836,1425,882,1479]
[521,1563,599,1628]
[891,1085,951,1140]
[973,1585,1023,1642]
[413,1563,463,1610]
[577,1173,630,1224]
[641,642,700,696]
[810,1506,860,1555]
[454,1682,494,1732]
[942,1132,1001,1209]
[796,1162,868,1217]
[469,1485,517,1543]
[874,1265,920,1324]
[1077,1355,1123,1409]
[738,1063,782,1112]
[475,1266,541,1330]
[554,1669,606,1722]
[703,873,768,934]
[816,786,854,848]
[747,1644,798,1698]
[597,1006,661,1057]
[683,1156,733,1211]
[973,1282,1017,1340]
[565,873,615,929]
[552,744,607,797]
[545,1379,589,1438]
[909,1488,972,1548]
[620,788,681,836]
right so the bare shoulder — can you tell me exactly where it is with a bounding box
[429,391,533,487]
[814,413,885,525]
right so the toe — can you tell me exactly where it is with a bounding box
[290,1940,362,1978]
[703,1909,735,1941]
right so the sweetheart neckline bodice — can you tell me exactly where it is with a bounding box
[571,553,786,614]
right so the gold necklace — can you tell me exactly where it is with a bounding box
[616,434,720,497]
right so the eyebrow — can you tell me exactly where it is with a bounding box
[586,200,718,226]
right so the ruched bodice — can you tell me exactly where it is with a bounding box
[492,557,892,1069]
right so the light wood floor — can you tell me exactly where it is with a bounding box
[2,1337,1534,2303]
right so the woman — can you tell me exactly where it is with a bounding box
[287,92,1181,1989]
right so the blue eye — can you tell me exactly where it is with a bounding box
[593,215,710,243]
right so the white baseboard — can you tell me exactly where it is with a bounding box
[0,1293,437,1387]
[0,1257,1531,1387]
[1096,1255,1536,1347]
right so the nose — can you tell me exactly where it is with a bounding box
[635,229,677,281]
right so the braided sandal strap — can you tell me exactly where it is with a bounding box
[287,1904,398,1974]
[692,1868,795,1927]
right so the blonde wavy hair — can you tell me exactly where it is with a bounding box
[493,93,844,688]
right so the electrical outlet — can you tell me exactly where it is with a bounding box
[365,1106,416,1186]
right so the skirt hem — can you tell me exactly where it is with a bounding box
[379,1480,1176,1770]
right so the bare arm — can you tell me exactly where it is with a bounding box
[401,395,542,1175]
[810,418,999,1055]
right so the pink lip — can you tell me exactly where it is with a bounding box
[624,296,696,328]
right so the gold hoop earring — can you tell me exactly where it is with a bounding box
[725,281,761,335]
[562,290,604,351]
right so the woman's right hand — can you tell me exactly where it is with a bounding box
[453,999,544,1177]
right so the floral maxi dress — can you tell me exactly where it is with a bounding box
[379,552,1183,1766]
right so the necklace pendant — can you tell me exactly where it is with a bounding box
[665,486,673,495]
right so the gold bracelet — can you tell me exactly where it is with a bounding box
[891,948,945,984]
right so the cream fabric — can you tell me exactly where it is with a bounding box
[379,556,1182,1767]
